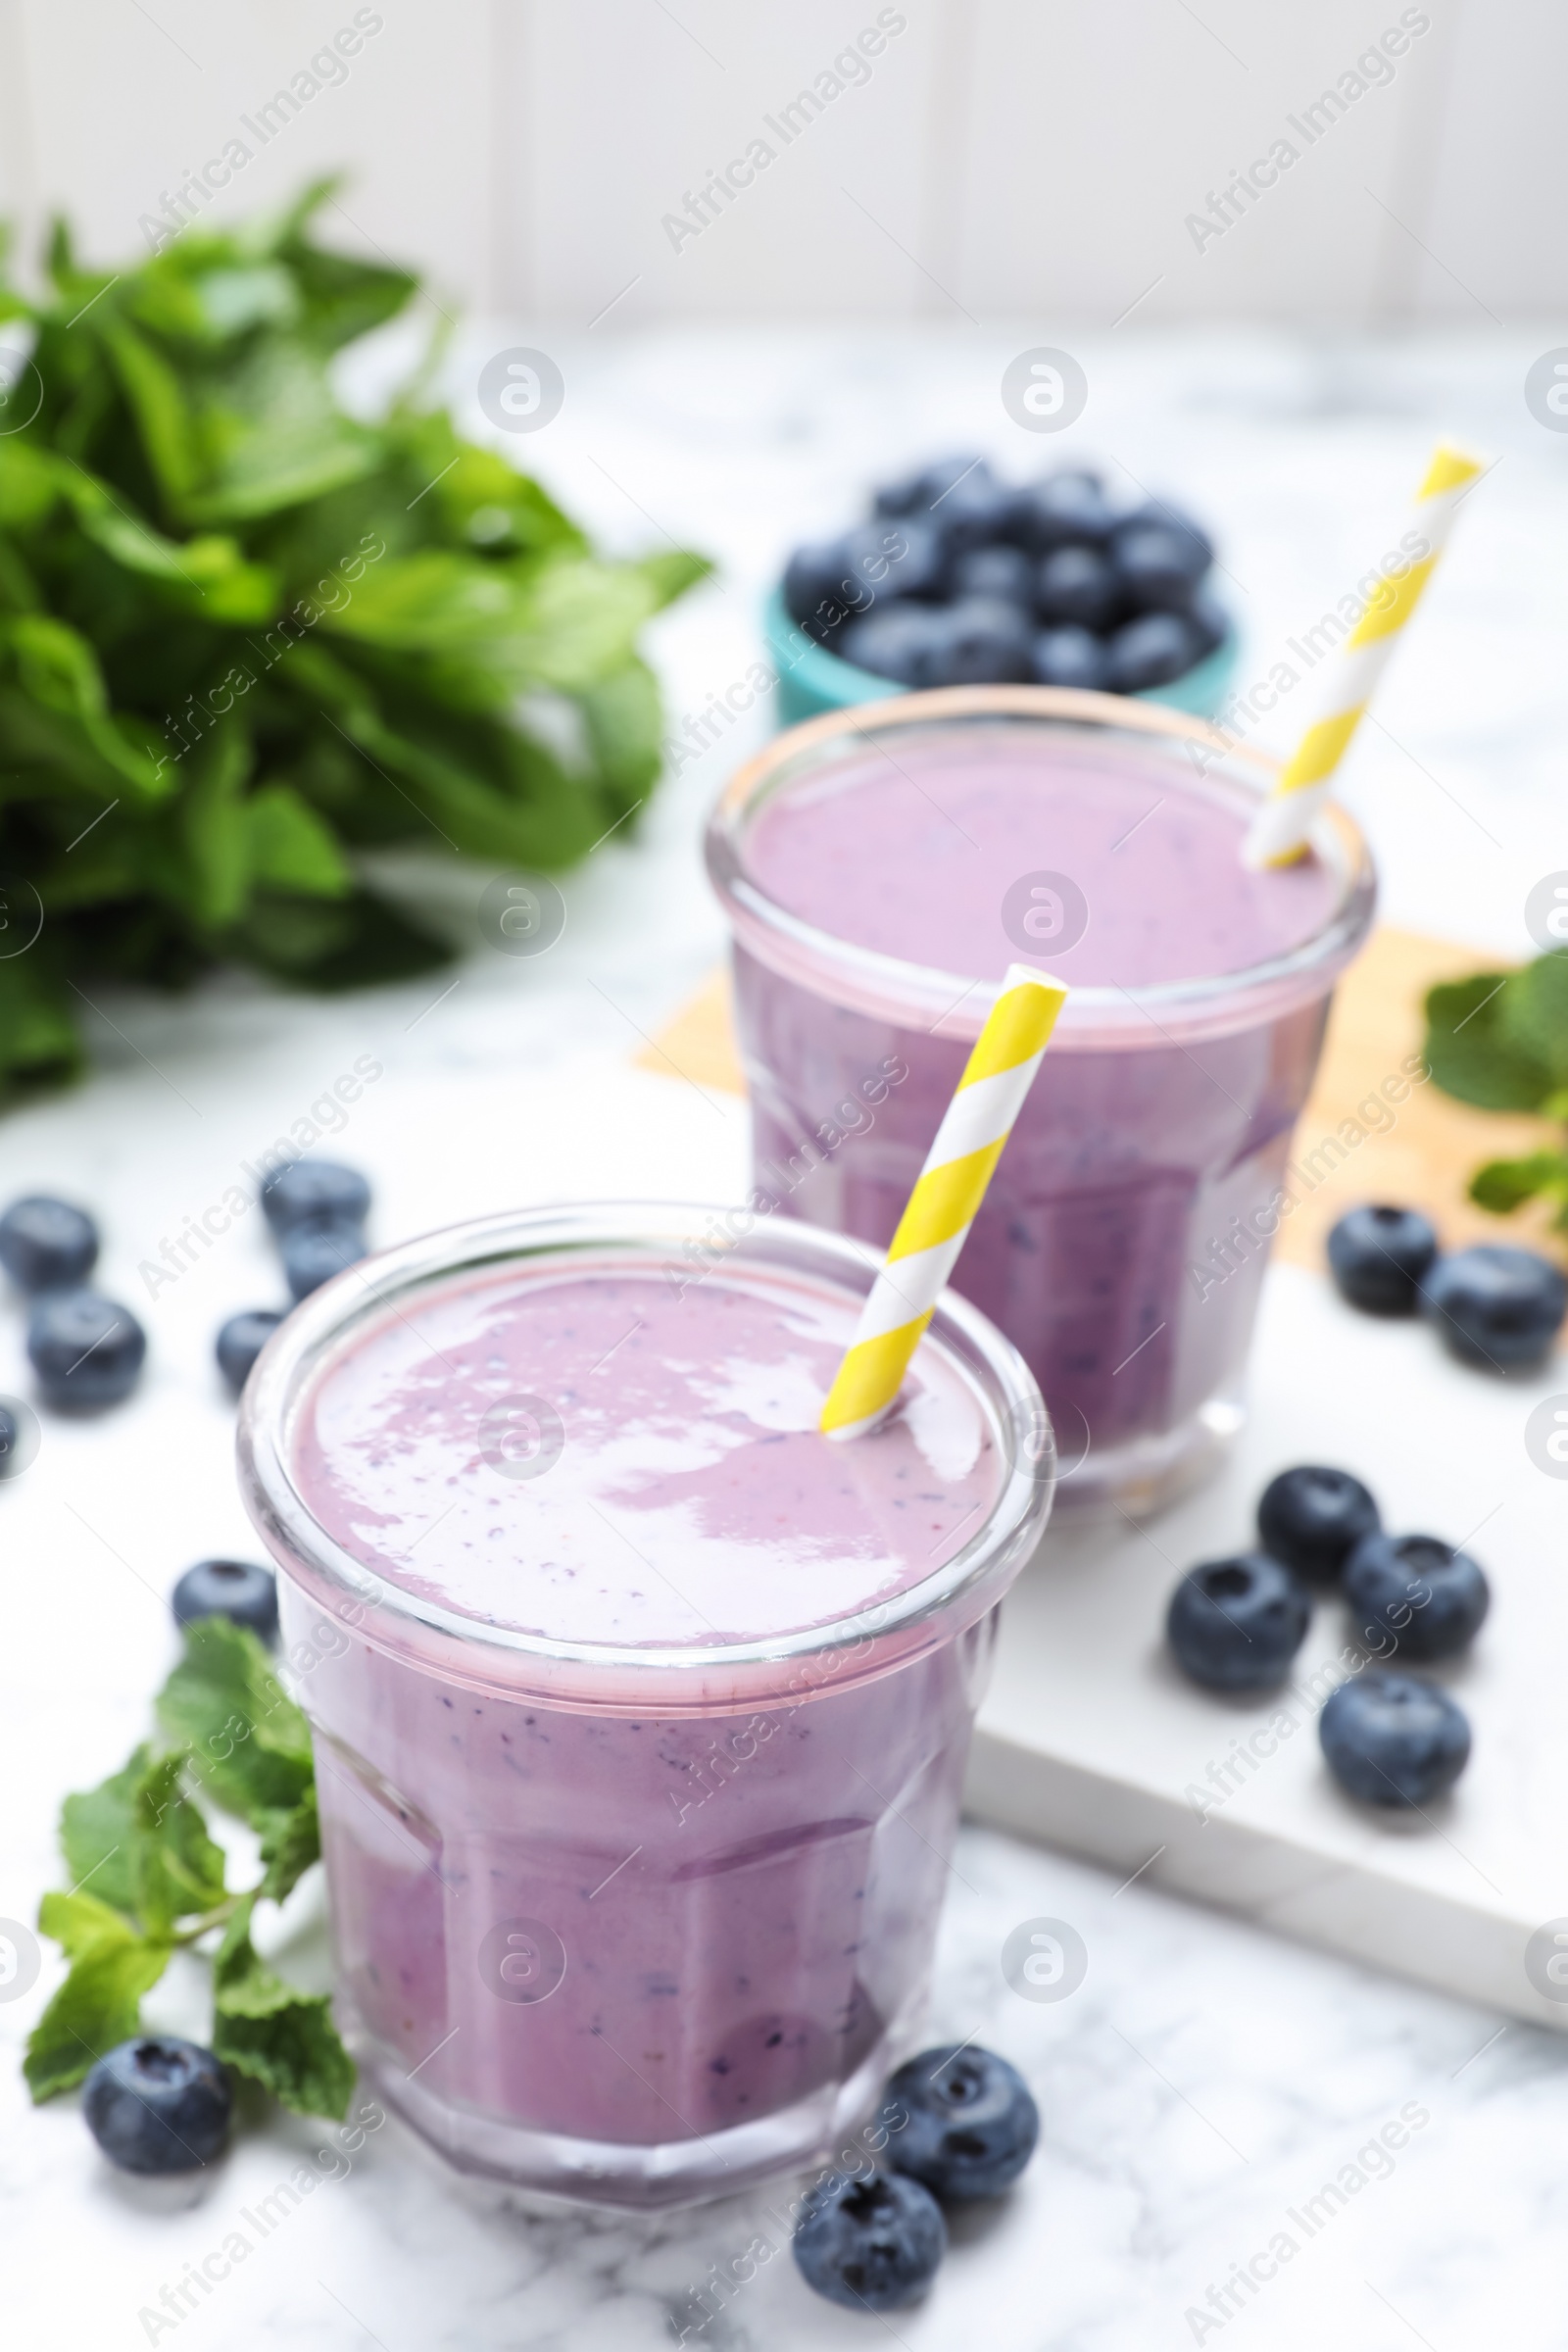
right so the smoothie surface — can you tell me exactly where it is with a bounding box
[293,1263,1001,1646]
[744,727,1341,987]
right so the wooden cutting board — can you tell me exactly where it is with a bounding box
[641,929,1564,1266]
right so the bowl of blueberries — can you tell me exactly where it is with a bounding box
[769,454,1235,728]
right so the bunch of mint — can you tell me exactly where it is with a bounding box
[26,1617,352,2121]
[1424,950,1568,1232]
[0,179,707,1105]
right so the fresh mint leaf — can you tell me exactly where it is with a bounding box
[38,1887,140,1957]
[213,1895,353,2120]
[24,1935,170,2101]
[1424,973,1553,1112]
[155,1618,313,1826]
[1500,951,1568,1089]
[1469,1151,1568,1217]
[60,1744,148,1917]
[257,1787,320,1906]
[132,1751,227,1936]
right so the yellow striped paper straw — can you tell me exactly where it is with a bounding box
[819,963,1068,1442]
[1244,442,1484,868]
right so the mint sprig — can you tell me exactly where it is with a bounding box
[1424,950,1568,1235]
[24,1621,348,2119]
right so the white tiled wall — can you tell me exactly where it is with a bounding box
[0,0,1557,324]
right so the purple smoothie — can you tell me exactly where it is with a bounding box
[242,1212,1045,2206]
[710,702,1374,1513]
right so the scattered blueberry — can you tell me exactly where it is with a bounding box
[793,2170,947,2311]
[172,1557,280,1642]
[27,1290,146,1409]
[281,1219,367,1301]
[1419,1244,1568,1371]
[1256,1464,1380,1586]
[0,1195,99,1294]
[841,605,946,688]
[215,1307,284,1396]
[1110,521,1207,612]
[1031,624,1110,691]
[1015,468,1117,550]
[874,453,991,518]
[886,2044,1040,2199]
[1036,544,1120,631]
[1104,610,1200,692]
[926,597,1033,685]
[1327,1204,1440,1316]
[1319,1671,1471,1806]
[260,1158,371,1237]
[951,543,1034,604]
[1167,1553,1310,1690]
[82,2036,231,2174]
[1343,1532,1490,1662]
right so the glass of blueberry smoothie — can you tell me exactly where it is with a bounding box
[707,687,1376,1517]
[237,1202,1051,2209]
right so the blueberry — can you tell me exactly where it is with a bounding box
[281,1219,367,1301]
[925,597,1033,685]
[1319,1671,1470,1807]
[783,537,858,638]
[1115,498,1213,571]
[1110,522,1208,612]
[216,1307,284,1396]
[28,1290,146,1410]
[793,2170,946,2311]
[172,1557,280,1642]
[840,605,946,688]
[1015,469,1116,551]
[1166,1552,1310,1690]
[873,453,992,518]
[1327,1204,1440,1316]
[927,470,1023,557]
[1104,611,1200,692]
[951,544,1035,603]
[1256,1464,1380,1585]
[1036,545,1120,631]
[886,2043,1040,2198]
[261,1157,371,1237]
[1419,1244,1568,1372]
[1031,625,1110,691]
[0,1196,99,1293]
[82,2036,231,2174]
[850,517,946,604]
[1343,1532,1490,1662]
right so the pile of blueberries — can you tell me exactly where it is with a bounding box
[1167,1462,1482,1808]
[1326,1202,1566,1371]
[783,456,1225,696]
[0,1197,147,1415]
[793,2044,1038,2312]
[216,1156,372,1399]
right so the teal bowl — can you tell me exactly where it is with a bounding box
[763,586,1239,733]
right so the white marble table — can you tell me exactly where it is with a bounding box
[3,324,1567,2348]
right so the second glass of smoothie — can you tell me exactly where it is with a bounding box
[237,1203,1051,2208]
[707,688,1376,1516]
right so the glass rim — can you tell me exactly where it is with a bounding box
[236,1201,1054,1704]
[705,684,1376,1042]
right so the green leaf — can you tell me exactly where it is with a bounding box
[155,1617,313,1825]
[213,1894,353,2119]
[1424,973,1554,1112]
[132,1751,227,1936]
[1500,951,1568,1088]
[24,1936,170,2100]
[257,1786,320,1905]
[1469,1151,1568,1214]
[38,1887,140,1958]
[173,717,252,928]
[102,319,202,505]
[0,950,85,1107]
[60,1745,147,1917]
[243,782,352,898]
